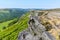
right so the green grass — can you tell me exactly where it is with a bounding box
[0,13,29,40]
[0,18,18,31]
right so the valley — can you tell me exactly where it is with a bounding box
[0,8,29,40]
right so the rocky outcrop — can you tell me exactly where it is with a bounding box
[18,10,60,40]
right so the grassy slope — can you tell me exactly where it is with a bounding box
[0,18,17,31]
[0,13,29,40]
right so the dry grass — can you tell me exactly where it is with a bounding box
[39,11,60,40]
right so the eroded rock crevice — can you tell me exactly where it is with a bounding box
[18,10,60,40]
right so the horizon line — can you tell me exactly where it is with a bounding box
[0,7,60,9]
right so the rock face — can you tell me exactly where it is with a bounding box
[18,31,41,40]
[18,10,60,40]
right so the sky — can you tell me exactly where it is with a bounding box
[0,0,60,9]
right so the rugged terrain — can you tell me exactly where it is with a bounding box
[0,8,60,40]
[18,9,60,40]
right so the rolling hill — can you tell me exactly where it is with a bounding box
[0,8,29,22]
[0,13,29,40]
[0,8,30,40]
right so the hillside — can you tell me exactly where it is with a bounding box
[1,8,60,40]
[18,9,60,40]
[0,18,17,31]
[0,13,29,40]
[0,8,28,22]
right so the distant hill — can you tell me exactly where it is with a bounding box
[0,8,29,22]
